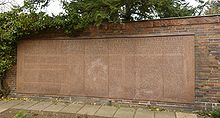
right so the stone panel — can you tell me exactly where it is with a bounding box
[135,56,163,100]
[67,55,85,96]
[163,56,185,101]
[162,37,186,102]
[135,36,195,102]
[108,39,136,99]
[135,38,163,100]
[17,35,194,102]
[65,40,85,96]
[183,36,195,102]
[84,55,109,97]
[84,40,109,97]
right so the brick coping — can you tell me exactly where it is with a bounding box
[127,14,220,22]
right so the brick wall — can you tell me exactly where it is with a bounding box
[5,15,220,108]
[5,65,16,97]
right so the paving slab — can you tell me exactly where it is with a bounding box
[114,107,136,118]
[176,112,198,118]
[27,101,52,111]
[0,101,7,105]
[12,101,38,109]
[155,111,176,118]
[135,108,154,118]
[0,100,23,107]
[95,106,118,118]
[60,103,84,114]
[0,105,10,113]
[43,102,68,112]
[0,100,23,113]
[77,104,101,116]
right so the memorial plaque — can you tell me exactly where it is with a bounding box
[20,84,41,94]
[135,56,163,100]
[163,56,185,101]
[135,37,162,100]
[109,55,136,99]
[108,39,136,99]
[64,40,85,96]
[135,36,194,102]
[182,36,195,102]
[67,55,85,96]
[17,35,195,103]
[162,38,185,101]
[85,40,109,97]
[135,37,163,55]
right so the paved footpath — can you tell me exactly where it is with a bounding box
[0,100,198,118]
